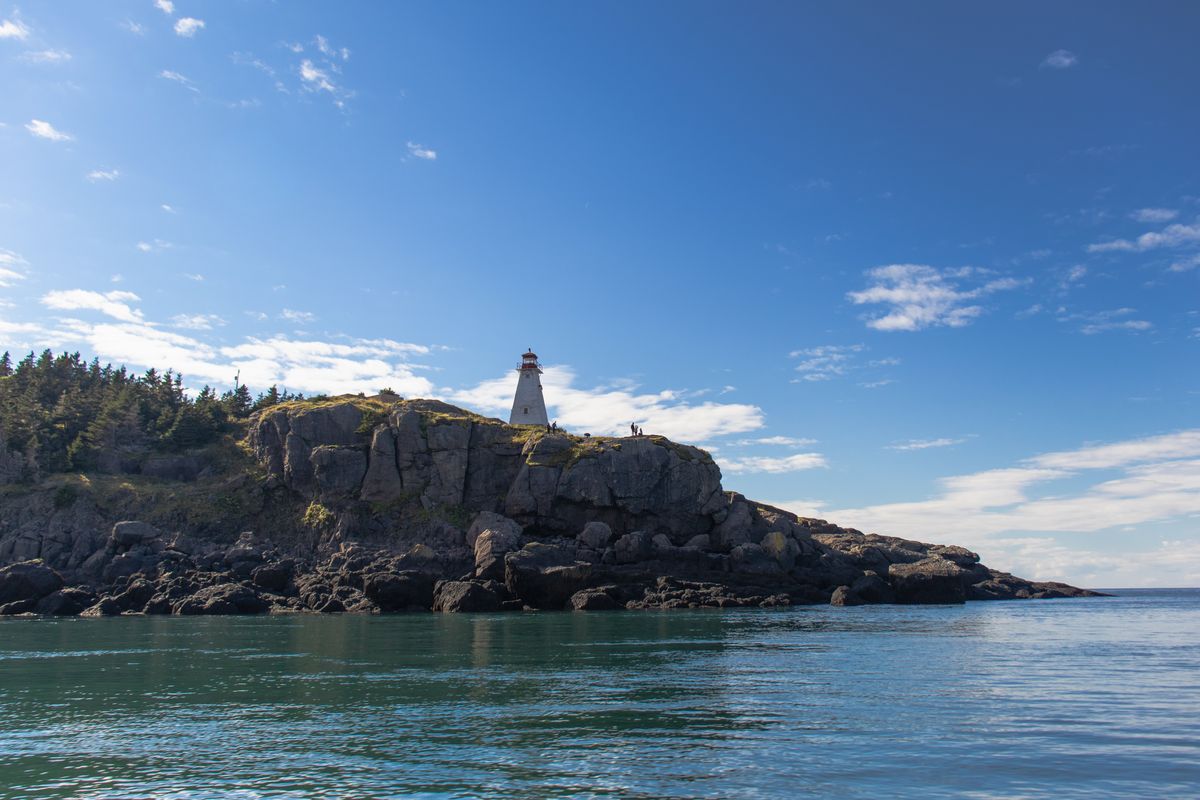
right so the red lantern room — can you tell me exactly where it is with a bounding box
[517,348,542,373]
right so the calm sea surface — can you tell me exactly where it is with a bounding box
[1,589,1197,799]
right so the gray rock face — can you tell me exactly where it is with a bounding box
[504,543,593,609]
[311,446,368,496]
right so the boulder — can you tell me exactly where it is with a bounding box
[432,580,503,612]
[36,587,97,616]
[577,521,614,550]
[731,543,783,576]
[888,558,967,604]
[466,511,522,550]
[830,585,861,606]
[81,597,122,617]
[252,562,293,592]
[0,560,64,605]
[474,527,522,581]
[363,571,436,611]
[112,578,156,612]
[110,521,160,549]
[175,583,269,615]
[570,588,621,611]
[613,531,652,564]
[504,543,594,609]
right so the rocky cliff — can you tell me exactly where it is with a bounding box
[0,395,1100,616]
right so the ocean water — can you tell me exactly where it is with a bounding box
[0,590,1197,799]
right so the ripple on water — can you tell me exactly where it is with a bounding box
[0,592,1198,799]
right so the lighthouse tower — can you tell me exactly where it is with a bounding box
[509,348,549,426]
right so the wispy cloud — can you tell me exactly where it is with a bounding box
[888,437,967,451]
[0,16,30,39]
[174,17,205,37]
[789,344,863,381]
[847,264,1025,331]
[280,308,316,324]
[87,168,121,182]
[25,119,73,142]
[135,239,172,253]
[721,452,828,474]
[1168,254,1200,273]
[1131,208,1178,223]
[1060,307,1153,335]
[154,0,175,14]
[732,435,818,447]
[19,49,71,64]
[0,249,30,287]
[41,290,144,323]
[170,313,225,330]
[406,141,437,161]
[315,34,350,61]
[1041,49,1078,69]
[159,69,198,92]
[122,20,145,35]
[1087,220,1200,253]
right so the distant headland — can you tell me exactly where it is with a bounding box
[0,349,1100,616]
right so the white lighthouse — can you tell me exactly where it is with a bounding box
[509,348,549,426]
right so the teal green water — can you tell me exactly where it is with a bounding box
[1,590,1198,799]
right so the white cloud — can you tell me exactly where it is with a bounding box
[162,203,176,213]
[0,249,29,287]
[1041,49,1078,69]
[87,168,120,182]
[1063,308,1153,335]
[847,264,1025,331]
[449,366,765,441]
[280,308,315,324]
[407,142,437,161]
[182,273,203,281]
[154,0,175,14]
[135,239,171,253]
[888,437,967,451]
[25,119,72,142]
[315,34,349,61]
[19,49,71,64]
[121,20,145,35]
[721,453,828,474]
[780,429,1200,582]
[789,344,863,381]
[1087,220,1200,253]
[159,70,198,92]
[170,313,225,330]
[23,291,437,398]
[733,436,818,447]
[1169,254,1200,273]
[0,16,29,39]
[41,290,144,323]
[174,17,204,37]
[1030,430,1200,471]
[299,59,335,93]
[1131,208,1178,223]
[1065,264,1086,282]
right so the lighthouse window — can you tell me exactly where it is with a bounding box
[523,407,528,414]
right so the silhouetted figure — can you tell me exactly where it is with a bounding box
[630,422,637,436]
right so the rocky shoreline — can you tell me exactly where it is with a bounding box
[0,397,1102,617]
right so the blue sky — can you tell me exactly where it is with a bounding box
[2,1,1198,587]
